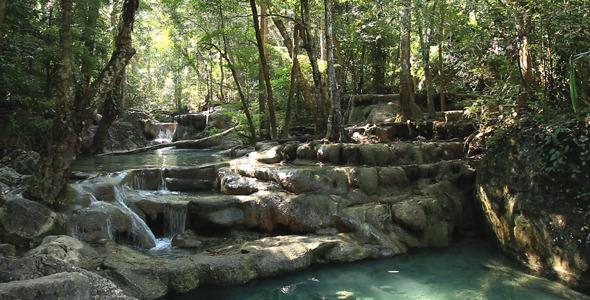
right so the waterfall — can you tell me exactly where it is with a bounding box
[131,169,168,191]
[164,206,186,238]
[154,122,177,143]
[113,185,158,248]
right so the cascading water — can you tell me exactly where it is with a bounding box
[113,185,158,248]
[154,122,177,144]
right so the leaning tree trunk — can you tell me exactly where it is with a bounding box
[91,71,126,154]
[27,0,139,204]
[250,0,277,140]
[273,18,317,118]
[398,0,414,122]
[281,25,300,139]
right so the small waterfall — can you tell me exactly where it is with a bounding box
[164,206,186,237]
[114,185,158,248]
[154,122,177,143]
[131,169,168,191]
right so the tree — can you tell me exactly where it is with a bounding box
[324,0,344,142]
[0,0,6,53]
[27,0,139,204]
[417,0,437,118]
[398,0,414,121]
[250,0,278,140]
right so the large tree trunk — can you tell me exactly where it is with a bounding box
[27,0,139,204]
[301,0,328,136]
[324,0,343,142]
[398,0,414,122]
[91,71,126,154]
[250,0,277,140]
[258,3,270,139]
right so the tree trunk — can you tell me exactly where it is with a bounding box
[418,3,436,118]
[301,0,328,136]
[398,0,414,122]
[257,3,270,139]
[281,25,300,139]
[250,0,278,140]
[438,0,446,112]
[91,71,126,154]
[517,13,532,111]
[273,18,316,116]
[217,6,257,144]
[324,0,343,142]
[27,0,139,204]
[0,0,6,54]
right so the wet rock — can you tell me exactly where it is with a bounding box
[171,230,202,249]
[0,254,133,300]
[166,178,217,192]
[187,195,248,230]
[0,196,65,250]
[69,201,156,249]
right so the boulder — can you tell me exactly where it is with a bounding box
[476,122,590,291]
[0,196,65,249]
[26,235,101,270]
[0,254,134,300]
[69,201,156,249]
[0,167,28,195]
[0,150,40,175]
[171,230,202,249]
[0,271,92,300]
[219,168,260,195]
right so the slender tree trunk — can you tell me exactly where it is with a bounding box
[0,0,8,54]
[27,0,139,204]
[398,0,414,122]
[301,0,328,136]
[324,0,343,142]
[281,25,300,139]
[257,3,270,139]
[272,18,316,116]
[438,0,446,112]
[418,4,436,118]
[372,38,386,94]
[91,71,126,154]
[217,6,256,143]
[250,0,277,140]
[517,13,532,111]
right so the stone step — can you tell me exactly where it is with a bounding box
[223,159,474,198]
[122,163,229,191]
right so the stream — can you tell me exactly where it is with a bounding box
[163,238,588,300]
[72,148,589,300]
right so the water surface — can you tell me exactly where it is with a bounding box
[163,238,589,300]
[74,148,226,172]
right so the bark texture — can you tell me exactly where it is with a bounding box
[27,0,139,204]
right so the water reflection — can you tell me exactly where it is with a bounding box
[74,149,225,172]
[164,239,589,300]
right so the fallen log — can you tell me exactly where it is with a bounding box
[96,125,239,156]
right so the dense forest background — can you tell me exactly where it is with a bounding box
[1,0,589,154]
